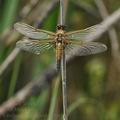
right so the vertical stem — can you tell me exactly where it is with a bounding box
[59,0,68,120]
[60,0,64,25]
[61,50,68,120]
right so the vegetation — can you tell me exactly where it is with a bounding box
[0,0,120,120]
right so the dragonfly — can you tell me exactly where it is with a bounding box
[14,22,107,70]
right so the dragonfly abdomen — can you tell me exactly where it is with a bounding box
[56,43,63,71]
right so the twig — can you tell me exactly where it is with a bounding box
[95,0,120,102]
[84,8,120,42]
[60,0,65,25]
[59,0,68,119]
[0,6,120,118]
[61,51,68,120]
[19,0,40,19]
[94,0,119,57]
[0,48,20,76]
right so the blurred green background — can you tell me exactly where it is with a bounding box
[0,0,120,120]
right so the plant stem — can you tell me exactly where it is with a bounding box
[47,77,60,120]
[61,40,68,120]
[60,0,64,25]
[59,0,68,119]
[61,51,68,120]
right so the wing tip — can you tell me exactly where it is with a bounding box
[14,22,28,31]
[16,40,22,48]
[14,22,22,32]
[14,22,20,27]
[14,23,18,30]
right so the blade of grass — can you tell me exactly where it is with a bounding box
[1,0,19,33]
[7,54,22,98]
[47,77,60,120]
[68,96,87,116]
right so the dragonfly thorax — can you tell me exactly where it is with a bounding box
[56,30,65,42]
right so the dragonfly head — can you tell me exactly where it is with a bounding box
[56,25,66,42]
[57,25,66,30]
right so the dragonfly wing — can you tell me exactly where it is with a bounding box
[16,38,53,55]
[66,24,103,41]
[66,41,107,56]
[14,22,55,39]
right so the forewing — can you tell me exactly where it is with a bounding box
[16,38,53,55]
[14,22,55,39]
[66,24,103,41]
[66,41,107,56]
